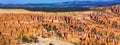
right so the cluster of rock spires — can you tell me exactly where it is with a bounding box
[0,4,120,45]
[94,4,120,15]
[109,4,120,15]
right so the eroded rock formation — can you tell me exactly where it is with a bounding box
[0,5,120,45]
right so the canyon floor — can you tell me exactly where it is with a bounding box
[0,4,120,45]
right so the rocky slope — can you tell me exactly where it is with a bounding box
[23,37,74,45]
[0,4,120,45]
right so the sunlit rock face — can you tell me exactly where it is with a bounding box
[0,5,120,45]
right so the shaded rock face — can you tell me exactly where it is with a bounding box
[0,5,120,45]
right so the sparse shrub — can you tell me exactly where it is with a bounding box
[56,32,62,37]
[42,24,51,32]
[42,35,47,38]
[22,36,32,43]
